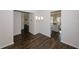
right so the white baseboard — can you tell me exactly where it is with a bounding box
[0,42,14,49]
[40,32,51,38]
[61,40,78,48]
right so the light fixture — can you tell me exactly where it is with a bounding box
[35,16,38,20]
[35,16,44,21]
[38,17,40,20]
[41,16,44,20]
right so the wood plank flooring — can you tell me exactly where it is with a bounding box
[3,31,76,49]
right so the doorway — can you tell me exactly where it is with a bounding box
[21,12,34,34]
[14,10,34,36]
[21,12,29,33]
[50,10,61,41]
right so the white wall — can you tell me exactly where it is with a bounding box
[61,10,79,48]
[24,13,29,25]
[37,10,51,37]
[0,10,14,48]
[14,11,21,36]
[21,12,24,30]
[29,13,35,34]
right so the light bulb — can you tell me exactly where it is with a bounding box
[38,17,40,20]
[41,16,44,20]
[35,16,38,20]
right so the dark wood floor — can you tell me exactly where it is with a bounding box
[51,31,60,41]
[3,31,76,49]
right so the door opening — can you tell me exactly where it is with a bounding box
[50,10,61,41]
[21,12,29,33]
[21,12,34,34]
[14,10,34,42]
